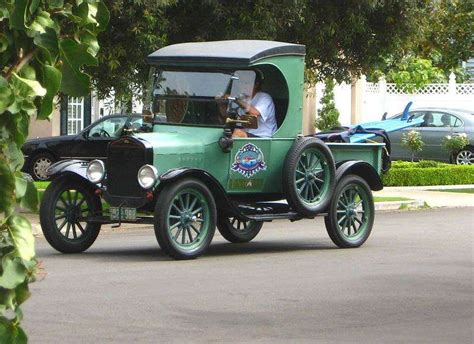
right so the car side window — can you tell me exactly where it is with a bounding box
[89,117,127,138]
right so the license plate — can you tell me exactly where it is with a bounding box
[110,207,136,221]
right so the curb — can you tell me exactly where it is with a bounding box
[374,199,426,211]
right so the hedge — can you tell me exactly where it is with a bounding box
[383,161,474,186]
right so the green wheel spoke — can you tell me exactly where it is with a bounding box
[190,224,200,235]
[169,215,181,219]
[186,228,193,242]
[192,207,203,215]
[65,222,71,238]
[77,222,85,234]
[72,224,77,239]
[57,219,67,231]
[188,197,198,212]
[55,214,65,220]
[174,227,183,240]
[178,195,186,212]
[354,217,363,226]
[338,215,347,225]
[169,221,181,230]
[172,203,183,213]
[181,227,186,244]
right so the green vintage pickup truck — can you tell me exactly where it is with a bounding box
[40,40,385,259]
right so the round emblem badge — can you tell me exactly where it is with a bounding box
[231,143,267,178]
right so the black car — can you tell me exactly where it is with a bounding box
[22,114,143,180]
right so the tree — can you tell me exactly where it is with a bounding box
[92,0,433,99]
[86,0,170,107]
[315,79,340,131]
[0,1,108,341]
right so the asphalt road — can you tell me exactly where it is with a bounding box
[23,208,473,343]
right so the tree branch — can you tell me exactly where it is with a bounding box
[5,48,38,81]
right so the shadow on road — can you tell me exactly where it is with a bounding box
[35,239,337,263]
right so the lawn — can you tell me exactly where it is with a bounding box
[374,196,412,202]
[431,188,474,194]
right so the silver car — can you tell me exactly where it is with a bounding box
[387,108,474,164]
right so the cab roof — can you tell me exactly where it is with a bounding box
[147,40,306,66]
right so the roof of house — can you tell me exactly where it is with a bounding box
[147,40,306,65]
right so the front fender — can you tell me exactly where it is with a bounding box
[47,159,94,186]
[159,168,238,215]
[335,161,383,191]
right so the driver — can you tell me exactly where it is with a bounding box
[232,70,277,138]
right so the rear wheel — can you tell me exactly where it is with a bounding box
[456,148,473,165]
[283,137,336,216]
[154,178,216,260]
[324,174,374,248]
[39,177,102,253]
[217,216,263,243]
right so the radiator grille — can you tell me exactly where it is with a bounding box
[107,138,146,198]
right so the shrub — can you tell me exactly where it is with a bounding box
[383,164,474,186]
[315,79,340,131]
[401,130,424,162]
[443,133,470,156]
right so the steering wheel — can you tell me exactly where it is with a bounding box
[99,129,110,137]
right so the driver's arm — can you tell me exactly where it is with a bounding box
[236,98,261,117]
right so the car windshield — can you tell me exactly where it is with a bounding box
[150,70,256,127]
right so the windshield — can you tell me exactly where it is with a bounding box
[150,70,256,127]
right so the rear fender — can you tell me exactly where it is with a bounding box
[335,161,383,191]
[159,168,238,216]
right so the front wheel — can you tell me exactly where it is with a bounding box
[154,178,216,260]
[217,216,263,243]
[324,174,374,248]
[39,177,102,253]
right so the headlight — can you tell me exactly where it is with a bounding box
[137,165,158,189]
[86,160,105,183]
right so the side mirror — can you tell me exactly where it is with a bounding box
[225,115,258,129]
[142,109,154,123]
[381,112,387,121]
[82,130,89,139]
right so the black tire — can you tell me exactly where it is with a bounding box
[283,137,336,216]
[39,176,102,253]
[30,151,56,181]
[324,174,374,248]
[154,178,216,260]
[217,216,263,243]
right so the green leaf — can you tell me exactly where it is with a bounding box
[37,64,61,120]
[14,282,31,306]
[7,215,35,261]
[0,33,8,53]
[20,179,38,212]
[0,162,15,216]
[95,1,110,31]
[0,317,14,344]
[0,256,27,289]
[29,0,40,15]
[33,27,59,63]
[79,30,99,57]
[28,10,57,35]
[0,288,15,310]
[59,39,97,96]
[0,77,13,113]
[11,73,47,98]
[47,0,64,9]
[15,175,27,199]
[10,0,27,29]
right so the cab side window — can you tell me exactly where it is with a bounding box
[89,117,127,138]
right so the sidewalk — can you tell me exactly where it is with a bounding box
[374,184,474,209]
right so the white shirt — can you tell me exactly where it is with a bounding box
[245,92,277,137]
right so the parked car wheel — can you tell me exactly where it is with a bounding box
[283,137,336,216]
[455,148,474,165]
[217,216,263,243]
[324,174,374,248]
[39,176,102,253]
[154,178,216,260]
[31,152,55,181]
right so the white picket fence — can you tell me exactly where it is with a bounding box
[316,73,474,126]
